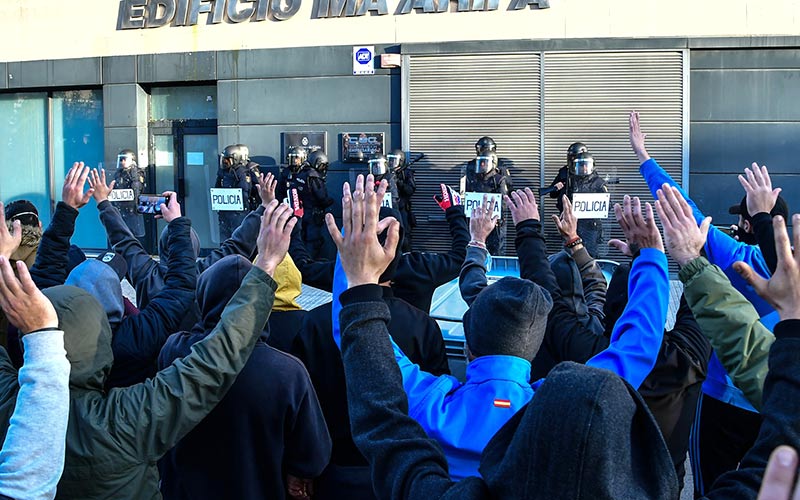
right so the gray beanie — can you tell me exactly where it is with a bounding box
[463,277,553,360]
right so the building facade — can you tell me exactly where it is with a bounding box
[1,0,799,254]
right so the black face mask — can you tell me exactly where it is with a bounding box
[731,225,758,245]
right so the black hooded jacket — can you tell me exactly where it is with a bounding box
[158,255,331,500]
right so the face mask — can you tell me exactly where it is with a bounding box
[731,225,757,245]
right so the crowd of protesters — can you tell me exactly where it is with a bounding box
[0,111,798,500]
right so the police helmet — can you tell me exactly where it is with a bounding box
[573,152,595,176]
[117,149,137,170]
[475,136,497,155]
[221,144,250,169]
[387,149,405,172]
[308,150,329,176]
[474,153,498,175]
[566,142,589,167]
[287,146,308,171]
[368,154,389,176]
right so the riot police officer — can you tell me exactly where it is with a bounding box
[283,148,336,261]
[459,136,513,255]
[388,149,417,252]
[547,143,608,257]
[277,145,308,203]
[111,148,146,237]
[368,153,400,211]
[215,144,260,241]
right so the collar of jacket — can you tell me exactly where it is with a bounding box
[465,355,531,385]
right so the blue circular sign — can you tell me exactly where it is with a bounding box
[356,48,372,65]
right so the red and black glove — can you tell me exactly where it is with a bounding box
[290,188,304,218]
[433,184,461,211]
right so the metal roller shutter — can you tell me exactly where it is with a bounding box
[542,51,686,272]
[404,53,542,255]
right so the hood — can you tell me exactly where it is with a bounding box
[159,225,201,264]
[43,286,113,392]
[479,362,678,499]
[273,254,302,312]
[65,260,124,329]
[193,254,254,337]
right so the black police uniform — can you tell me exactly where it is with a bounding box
[462,158,513,255]
[215,163,260,241]
[278,166,336,261]
[395,168,416,252]
[548,166,608,257]
[112,166,146,237]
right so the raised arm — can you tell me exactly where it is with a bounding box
[90,168,159,293]
[507,188,558,295]
[585,195,668,389]
[114,201,296,460]
[739,163,782,274]
[328,174,463,499]
[31,163,94,289]
[458,201,496,306]
[0,258,70,500]
[108,196,198,387]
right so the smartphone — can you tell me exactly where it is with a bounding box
[137,194,169,215]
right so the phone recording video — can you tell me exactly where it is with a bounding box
[137,195,169,215]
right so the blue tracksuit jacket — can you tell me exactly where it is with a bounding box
[392,248,669,479]
[640,158,777,411]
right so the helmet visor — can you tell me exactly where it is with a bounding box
[387,154,403,171]
[288,153,305,167]
[573,157,595,176]
[117,153,135,170]
[475,155,495,174]
[369,159,388,176]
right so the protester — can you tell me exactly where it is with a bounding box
[158,254,331,500]
[291,195,448,499]
[655,183,800,500]
[30,163,196,387]
[0,214,69,500]
[0,199,294,498]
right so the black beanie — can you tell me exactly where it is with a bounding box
[463,277,553,360]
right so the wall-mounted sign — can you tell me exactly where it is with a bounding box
[117,0,550,29]
[210,188,245,211]
[342,132,384,163]
[353,46,375,75]
[572,193,610,219]
[281,131,327,161]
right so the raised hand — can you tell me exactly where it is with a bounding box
[734,214,800,321]
[0,256,58,334]
[504,187,540,225]
[469,194,498,245]
[325,174,400,288]
[62,162,95,210]
[552,194,578,242]
[609,194,664,256]
[629,111,651,164]
[88,168,116,203]
[655,184,712,267]
[254,200,297,277]
[258,172,277,207]
[740,163,782,217]
[0,202,22,259]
